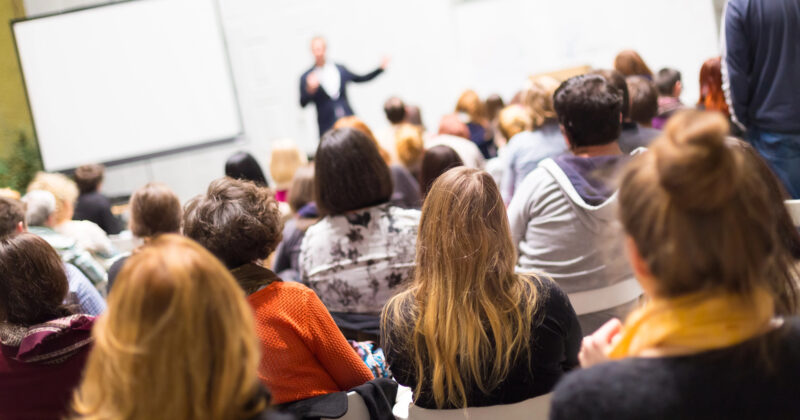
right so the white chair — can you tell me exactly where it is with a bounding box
[396,392,552,420]
[786,200,800,227]
[109,233,141,253]
[566,278,643,316]
[322,391,370,420]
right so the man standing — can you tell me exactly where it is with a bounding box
[723,0,800,198]
[300,36,389,138]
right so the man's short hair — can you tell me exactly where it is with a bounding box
[627,76,659,126]
[554,74,623,148]
[74,164,104,194]
[21,190,57,227]
[589,69,630,119]
[130,182,182,238]
[655,68,682,96]
[0,197,25,237]
[384,97,406,124]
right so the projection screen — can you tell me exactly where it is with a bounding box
[12,0,241,171]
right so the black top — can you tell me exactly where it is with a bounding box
[382,277,582,409]
[73,192,122,235]
[550,317,800,420]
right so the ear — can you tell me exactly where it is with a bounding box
[15,221,24,233]
[674,81,683,97]
[625,236,657,297]
[559,124,573,149]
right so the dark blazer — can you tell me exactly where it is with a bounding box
[299,64,383,137]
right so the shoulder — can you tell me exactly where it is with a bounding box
[510,165,559,206]
[384,205,421,224]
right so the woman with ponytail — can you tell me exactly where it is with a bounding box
[382,167,581,409]
[550,110,800,419]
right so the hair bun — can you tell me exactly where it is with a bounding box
[654,111,737,212]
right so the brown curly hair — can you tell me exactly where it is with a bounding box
[183,177,283,269]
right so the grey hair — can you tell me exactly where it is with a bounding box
[22,190,57,227]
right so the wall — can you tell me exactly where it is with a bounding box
[21,0,721,202]
[0,0,33,160]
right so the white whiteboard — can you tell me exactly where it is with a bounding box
[13,0,241,171]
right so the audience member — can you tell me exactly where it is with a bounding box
[486,104,532,185]
[419,145,463,198]
[508,74,639,333]
[335,116,421,209]
[614,49,653,78]
[723,0,800,197]
[299,127,420,339]
[485,94,506,146]
[652,68,684,129]
[626,76,659,128]
[551,111,800,419]
[269,139,308,203]
[382,168,581,409]
[376,96,407,163]
[184,177,373,404]
[592,69,660,153]
[226,151,270,187]
[22,190,107,287]
[28,172,114,259]
[427,114,484,169]
[106,182,182,291]
[72,164,122,235]
[0,233,95,420]
[404,104,424,127]
[394,123,425,178]
[500,76,566,203]
[455,90,496,159]
[273,165,317,282]
[71,235,277,419]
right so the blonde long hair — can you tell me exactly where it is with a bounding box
[71,234,265,420]
[382,167,538,408]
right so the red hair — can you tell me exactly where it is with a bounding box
[698,57,730,117]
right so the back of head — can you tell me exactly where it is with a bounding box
[419,146,464,197]
[404,104,423,127]
[225,151,269,187]
[522,76,560,129]
[384,97,407,124]
[73,164,104,194]
[183,177,282,269]
[287,165,315,214]
[395,123,425,168]
[626,76,659,126]
[385,167,536,408]
[614,49,653,77]
[619,110,793,306]
[27,172,79,223]
[485,94,505,121]
[0,197,25,237]
[0,233,69,326]
[455,90,486,124]
[554,74,623,148]
[437,114,470,139]
[333,116,391,163]
[698,57,730,115]
[129,182,182,238]
[315,128,393,215]
[590,69,630,119]
[269,140,308,189]
[72,234,264,420]
[498,105,533,141]
[22,190,57,227]
[655,68,682,96]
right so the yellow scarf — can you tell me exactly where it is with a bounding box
[609,288,774,358]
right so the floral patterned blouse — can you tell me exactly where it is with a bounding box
[299,203,420,314]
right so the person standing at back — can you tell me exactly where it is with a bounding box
[300,36,389,138]
[723,0,800,198]
[72,164,122,235]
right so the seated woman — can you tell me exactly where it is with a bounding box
[106,182,182,291]
[273,165,317,282]
[0,233,95,420]
[550,111,800,419]
[300,127,420,339]
[456,90,496,159]
[71,235,278,419]
[382,167,581,409]
[419,145,463,198]
[184,178,373,404]
[226,151,270,187]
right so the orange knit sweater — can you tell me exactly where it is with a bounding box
[248,281,374,404]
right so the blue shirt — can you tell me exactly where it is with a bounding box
[500,122,567,203]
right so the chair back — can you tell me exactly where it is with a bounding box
[402,393,552,420]
[322,391,370,420]
[786,200,800,227]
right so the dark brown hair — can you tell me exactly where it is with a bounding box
[619,110,798,314]
[554,75,623,147]
[590,69,630,119]
[74,164,104,194]
[384,97,407,124]
[0,233,71,325]
[614,50,653,77]
[130,183,182,238]
[183,177,283,268]
[314,127,393,215]
[0,197,25,237]
[626,76,659,126]
[420,145,464,197]
[288,165,315,213]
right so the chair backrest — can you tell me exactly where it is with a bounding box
[405,393,552,420]
[786,200,800,227]
[109,234,141,253]
[322,391,370,420]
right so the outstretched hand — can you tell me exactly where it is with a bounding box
[380,55,391,70]
[578,318,623,368]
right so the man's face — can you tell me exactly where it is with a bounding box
[311,39,326,64]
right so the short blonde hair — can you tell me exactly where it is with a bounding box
[395,123,425,169]
[522,76,560,129]
[71,234,265,420]
[27,172,79,224]
[269,139,307,190]
[498,105,533,140]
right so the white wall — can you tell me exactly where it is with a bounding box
[23,0,720,202]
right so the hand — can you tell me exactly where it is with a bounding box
[306,72,320,94]
[578,318,623,368]
[380,55,391,70]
